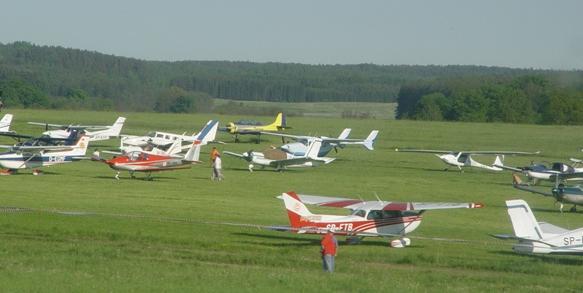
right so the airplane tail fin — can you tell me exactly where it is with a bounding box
[71,135,91,156]
[362,130,379,151]
[195,120,219,145]
[108,117,126,137]
[305,138,323,159]
[493,155,504,168]
[338,128,351,139]
[269,112,287,130]
[167,138,183,155]
[505,199,543,240]
[184,140,202,162]
[0,114,13,132]
[281,191,314,229]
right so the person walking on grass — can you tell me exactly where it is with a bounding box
[210,146,221,180]
[212,154,224,181]
[321,229,338,272]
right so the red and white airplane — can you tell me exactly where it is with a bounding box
[96,139,202,180]
[278,192,483,247]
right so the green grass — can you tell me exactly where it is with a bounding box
[213,98,396,119]
[1,109,583,292]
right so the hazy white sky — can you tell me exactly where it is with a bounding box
[1,0,582,69]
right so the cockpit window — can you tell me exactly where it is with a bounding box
[353,210,366,217]
[366,210,383,220]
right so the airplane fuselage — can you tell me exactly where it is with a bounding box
[280,142,335,157]
[105,152,191,172]
[0,151,78,169]
[514,228,583,255]
[292,213,423,236]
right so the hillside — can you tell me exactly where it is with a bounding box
[1,41,576,115]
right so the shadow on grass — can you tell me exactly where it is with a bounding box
[92,175,180,181]
[490,250,583,266]
[233,232,421,248]
[225,167,299,173]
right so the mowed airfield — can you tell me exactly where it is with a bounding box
[2,108,583,291]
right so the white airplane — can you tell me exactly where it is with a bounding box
[120,120,219,154]
[493,199,583,255]
[395,148,539,171]
[28,117,126,142]
[497,160,583,184]
[261,129,378,157]
[0,135,90,174]
[224,138,334,172]
[0,114,14,134]
[276,192,483,248]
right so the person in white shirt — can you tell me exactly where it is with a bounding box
[212,154,224,181]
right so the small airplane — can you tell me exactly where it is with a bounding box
[395,148,540,171]
[276,192,483,248]
[120,120,219,154]
[0,133,90,174]
[512,173,583,212]
[222,112,289,142]
[224,138,334,172]
[493,199,583,255]
[28,117,126,141]
[0,114,14,134]
[497,160,583,184]
[95,139,203,180]
[261,129,379,157]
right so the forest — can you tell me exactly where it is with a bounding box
[1,41,582,124]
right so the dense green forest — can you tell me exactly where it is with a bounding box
[0,41,582,124]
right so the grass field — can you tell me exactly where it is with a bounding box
[1,109,583,291]
[213,99,396,119]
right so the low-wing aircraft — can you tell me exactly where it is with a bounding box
[28,117,126,141]
[493,199,583,255]
[95,139,203,180]
[222,112,289,142]
[120,120,219,154]
[395,148,539,171]
[0,134,90,174]
[512,173,583,212]
[277,192,483,248]
[261,129,379,157]
[224,138,334,172]
[0,114,14,134]
[497,160,583,184]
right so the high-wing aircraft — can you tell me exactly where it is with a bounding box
[276,192,483,248]
[0,134,90,174]
[261,129,378,157]
[28,117,126,141]
[120,120,219,154]
[512,173,583,212]
[224,138,334,172]
[497,160,583,184]
[493,199,583,255]
[95,139,203,180]
[0,114,14,134]
[222,112,289,142]
[395,148,540,171]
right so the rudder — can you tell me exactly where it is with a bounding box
[505,199,543,240]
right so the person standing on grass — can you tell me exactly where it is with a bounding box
[321,229,338,272]
[0,99,4,112]
[212,153,224,181]
[210,146,220,180]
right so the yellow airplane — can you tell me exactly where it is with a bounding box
[222,112,289,142]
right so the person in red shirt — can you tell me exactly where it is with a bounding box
[321,229,338,272]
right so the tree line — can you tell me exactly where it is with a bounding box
[396,74,583,124]
[0,41,582,123]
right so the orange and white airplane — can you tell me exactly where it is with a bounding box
[277,192,483,247]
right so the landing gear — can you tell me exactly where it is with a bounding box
[115,171,120,180]
[390,237,411,248]
[248,164,254,172]
[130,171,136,179]
[570,205,577,212]
[0,169,14,176]
[32,169,43,176]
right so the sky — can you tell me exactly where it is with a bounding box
[1,0,582,70]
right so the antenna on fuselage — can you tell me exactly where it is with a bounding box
[373,192,382,204]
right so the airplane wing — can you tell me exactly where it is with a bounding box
[495,164,524,172]
[267,157,312,167]
[0,132,36,139]
[1,145,75,151]
[259,131,307,141]
[28,122,108,130]
[223,151,246,159]
[395,148,453,154]
[512,182,554,197]
[282,194,482,211]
